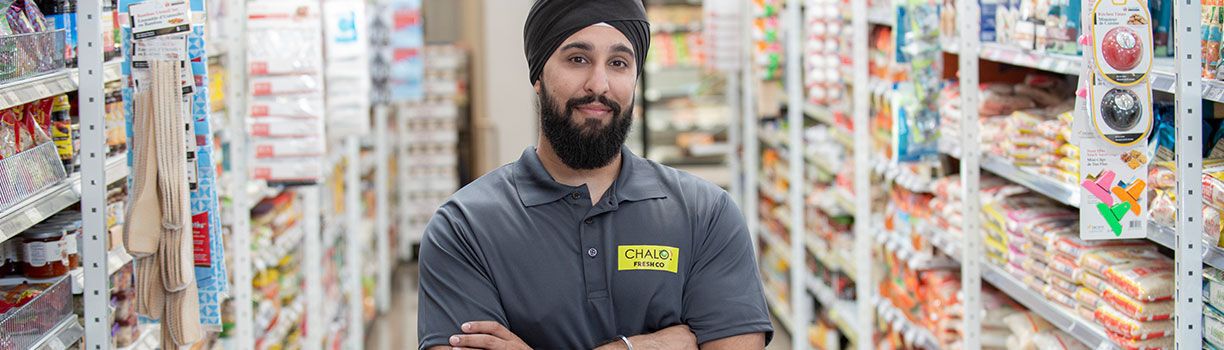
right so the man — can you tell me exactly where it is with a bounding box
[417,1,773,349]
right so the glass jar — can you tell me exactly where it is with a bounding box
[19,228,69,279]
[46,217,81,269]
[0,240,13,276]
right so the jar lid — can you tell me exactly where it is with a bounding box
[21,227,65,240]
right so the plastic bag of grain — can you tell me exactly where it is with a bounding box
[1207,305,1224,349]
[1079,271,1111,294]
[1100,287,1174,321]
[1074,287,1103,310]
[1043,285,1078,310]
[1205,267,1224,310]
[1078,248,1166,277]
[1104,331,1172,350]
[1032,330,1089,350]
[1046,253,1078,282]
[1103,263,1175,302]
[1004,312,1054,350]
[1094,305,1174,339]
[1054,236,1154,262]
[1047,273,1078,295]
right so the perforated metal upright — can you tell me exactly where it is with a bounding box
[955,0,984,347]
[345,136,365,350]
[79,0,110,345]
[228,0,254,344]
[302,186,324,350]
[1174,0,1205,344]
[374,103,391,313]
[742,0,760,246]
[850,0,874,348]
[784,0,810,348]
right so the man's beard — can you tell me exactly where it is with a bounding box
[538,84,634,170]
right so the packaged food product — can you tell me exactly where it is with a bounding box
[1075,287,1103,309]
[1206,305,1224,348]
[1094,305,1174,339]
[1057,157,1080,174]
[1048,274,1078,295]
[1104,330,1172,350]
[1149,190,1176,224]
[19,227,68,278]
[1043,285,1078,310]
[1032,330,1090,350]
[20,0,46,32]
[1206,173,1224,210]
[1059,143,1080,159]
[1148,165,1176,190]
[1080,271,1111,294]
[1047,253,1078,281]
[1207,268,1224,310]
[1003,311,1055,339]
[1100,287,1173,321]
[1055,236,1152,259]
[1078,248,1165,276]
[1103,263,1175,302]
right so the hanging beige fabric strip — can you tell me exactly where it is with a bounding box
[150,60,194,292]
[124,86,161,257]
[164,280,204,346]
[135,256,165,320]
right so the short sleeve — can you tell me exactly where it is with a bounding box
[417,205,509,350]
[682,192,774,345]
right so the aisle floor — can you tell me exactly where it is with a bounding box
[366,263,793,349]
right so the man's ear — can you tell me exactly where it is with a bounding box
[533,80,541,94]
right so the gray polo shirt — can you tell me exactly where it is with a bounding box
[417,146,773,349]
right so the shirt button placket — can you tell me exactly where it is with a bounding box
[587,247,598,258]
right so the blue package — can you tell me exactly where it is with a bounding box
[979,0,998,43]
[46,13,76,62]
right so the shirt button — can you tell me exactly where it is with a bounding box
[585,218,593,224]
[571,192,581,199]
[587,248,598,257]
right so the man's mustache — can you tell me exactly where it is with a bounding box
[565,94,622,117]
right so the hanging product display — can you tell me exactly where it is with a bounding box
[1076,0,1154,239]
[322,0,371,137]
[891,0,941,162]
[387,0,423,101]
[120,0,228,342]
[246,1,327,183]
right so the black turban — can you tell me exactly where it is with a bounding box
[523,0,651,84]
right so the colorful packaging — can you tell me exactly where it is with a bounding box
[1103,263,1175,302]
[1094,305,1173,339]
[1101,287,1174,321]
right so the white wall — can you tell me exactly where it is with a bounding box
[472,0,536,175]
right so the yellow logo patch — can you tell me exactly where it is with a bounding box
[618,245,679,273]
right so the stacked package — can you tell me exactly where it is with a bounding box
[1149,161,1224,246]
[1081,248,1175,349]
[1204,267,1224,349]
[1003,313,1089,350]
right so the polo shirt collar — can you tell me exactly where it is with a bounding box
[514,146,667,207]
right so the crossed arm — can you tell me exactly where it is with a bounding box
[427,321,766,350]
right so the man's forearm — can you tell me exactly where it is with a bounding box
[592,325,697,350]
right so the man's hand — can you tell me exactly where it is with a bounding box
[593,324,698,350]
[446,321,532,350]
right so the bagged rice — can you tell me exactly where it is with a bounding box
[1205,305,1224,349]
[1032,330,1089,350]
[1074,287,1103,309]
[1100,287,1174,321]
[1079,249,1165,276]
[1103,263,1175,302]
[1104,331,1172,350]
[1094,305,1174,339]
[1079,272,1111,294]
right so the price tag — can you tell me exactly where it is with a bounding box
[33,84,52,98]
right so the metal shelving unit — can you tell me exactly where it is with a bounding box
[737,0,1207,347]
[0,60,123,110]
[0,155,127,241]
[981,264,1115,348]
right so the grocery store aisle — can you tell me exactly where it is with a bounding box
[366,263,791,349]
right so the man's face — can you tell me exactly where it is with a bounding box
[534,25,637,170]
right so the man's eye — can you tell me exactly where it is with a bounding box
[611,60,629,68]
[570,57,589,64]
